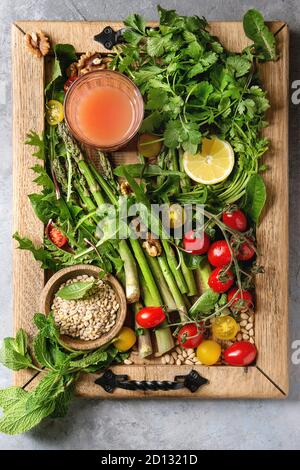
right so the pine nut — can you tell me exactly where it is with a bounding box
[240,313,249,320]
[176,359,181,366]
[161,356,166,365]
[242,333,250,340]
[240,320,248,327]
[245,323,252,331]
[124,359,133,365]
[165,354,170,364]
[188,353,196,359]
[171,351,178,360]
[178,355,184,361]
[249,328,254,337]
[176,346,182,354]
[187,349,194,356]
[249,337,255,344]
[182,350,188,358]
[169,356,175,365]
[236,333,243,341]
[185,359,194,365]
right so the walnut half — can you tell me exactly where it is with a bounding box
[142,234,162,257]
[25,31,50,58]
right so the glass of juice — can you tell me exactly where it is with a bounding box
[64,70,144,150]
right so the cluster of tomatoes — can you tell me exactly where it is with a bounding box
[137,209,257,366]
[181,208,257,366]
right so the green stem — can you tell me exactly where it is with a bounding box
[179,251,197,296]
[130,239,162,305]
[157,254,187,322]
[139,269,174,356]
[145,253,177,309]
[119,239,140,303]
[161,240,188,294]
[133,302,153,358]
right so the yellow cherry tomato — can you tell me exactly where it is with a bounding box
[114,327,136,352]
[197,340,221,366]
[138,133,162,158]
[212,315,240,341]
[168,204,186,229]
[46,99,64,126]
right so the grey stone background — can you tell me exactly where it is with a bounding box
[0,0,299,450]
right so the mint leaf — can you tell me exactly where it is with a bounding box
[0,387,28,412]
[33,334,55,369]
[0,394,55,435]
[69,349,108,369]
[243,9,277,61]
[0,338,32,371]
[56,280,95,300]
[15,330,28,357]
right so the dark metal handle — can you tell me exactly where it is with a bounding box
[94,26,125,49]
[95,369,208,394]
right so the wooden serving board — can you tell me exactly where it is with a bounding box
[12,20,289,399]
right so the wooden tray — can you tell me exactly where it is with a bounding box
[12,20,289,399]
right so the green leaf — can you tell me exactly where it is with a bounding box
[243,174,267,223]
[226,55,252,78]
[13,232,57,271]
[124,13,146,34]
[243,9,277,61]
[56,280,95,300]
[140,111,164,133]
[28,193,58,224]
[189,289,220,317]
[157,5,177,26]
[45,44,77,94]
[50,381,75,418]
[146,87,169,110]
[0,338,32,371]
[0,387,28,412]
[25,131,45,160]
[187,52,218,78]
[182,253,204,270]
[0,394,55,435]
[69,349,108,369]
[163,120,182,149]
[114,164,184,178]
[26,371,65,410]
[33,334,55,369]
[15,330,28,357]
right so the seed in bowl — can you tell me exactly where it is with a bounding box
[52,275,119,340]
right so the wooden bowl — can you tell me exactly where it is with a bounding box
[40,265,127,351]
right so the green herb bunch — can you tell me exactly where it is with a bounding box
[109,6,276,213]
[0,314,127,435]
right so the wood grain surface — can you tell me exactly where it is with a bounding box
[12,20,289,398]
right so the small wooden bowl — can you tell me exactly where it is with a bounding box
[40,265,127,351]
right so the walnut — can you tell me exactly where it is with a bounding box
[77,52,107,75]
[66,62,78,78]
[120,181,133,196]
[142,234,162,257]
[25,31,50,58]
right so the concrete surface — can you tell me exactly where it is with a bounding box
[0,0,299,450]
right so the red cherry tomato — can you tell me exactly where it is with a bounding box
[136,307,166,329]
[208,267,234,293]
[222,209,247,232]
[208,240,232,267]
[223,341,257,366]
[49,226,68,248]
[64,76,78,93]
[183,230,210,255]
[236,239,255,261]
[177,323,204,349]
[228,288,254,310]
